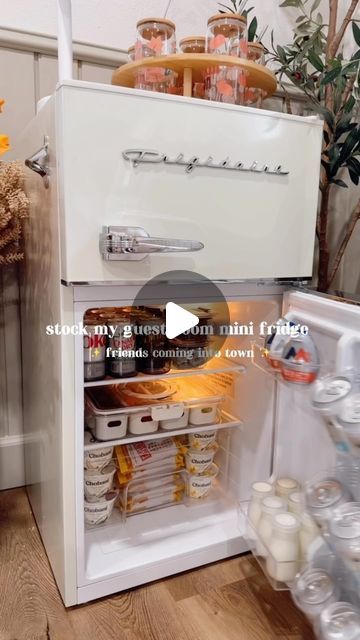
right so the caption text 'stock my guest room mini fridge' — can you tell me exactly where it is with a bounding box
[15,80,360,609]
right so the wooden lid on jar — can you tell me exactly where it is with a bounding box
[207,13,247,26]
[248,42,265,52]
[179,36,206,45]
[136,17,176,31]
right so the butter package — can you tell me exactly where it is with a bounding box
[125,473,184,496]
[123,487,184,513]
[116,456,185,487]
[116,437,187,475]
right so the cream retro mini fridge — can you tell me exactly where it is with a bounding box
[14,79,360,619]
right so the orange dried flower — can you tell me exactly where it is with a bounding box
[0,134,10,155]
[0,100,5,113]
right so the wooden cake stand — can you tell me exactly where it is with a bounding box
[111,53,277,98]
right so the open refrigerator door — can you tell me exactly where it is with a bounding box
[239,289,360,638]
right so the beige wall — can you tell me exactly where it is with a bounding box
[0,22,358,489]
[0,0,357,55]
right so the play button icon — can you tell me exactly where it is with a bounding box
[165,302,199,340]
[131,269,230,369]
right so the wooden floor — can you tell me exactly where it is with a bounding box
[0,488,315,640]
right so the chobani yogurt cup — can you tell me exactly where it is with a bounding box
[185,448,216,474]
[84,432,113,470]
[84,490,118,526]
[186,463,219,499]
[188,431,217,450]
[84,463,116,502]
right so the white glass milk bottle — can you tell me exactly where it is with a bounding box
[266,513,300,583]
[248,481,274,528]
[256,496,286,556]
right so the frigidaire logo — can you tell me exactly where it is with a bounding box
[122,149,290,176]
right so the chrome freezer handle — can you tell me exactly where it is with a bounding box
[100,226,204,261]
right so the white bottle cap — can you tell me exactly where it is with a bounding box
[261,496,287,514]
[251,481,273,498]
[277,477,299,491]
[273,512,300,533]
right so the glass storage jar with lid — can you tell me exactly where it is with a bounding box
[319,601,360,640]
[292,568,339,624]
[205,13,247,104]
[179,36,206,54]
[244,42,265,107]
[135,18,177,94]
[179,36,206,97]
[128,45,135,62]
[136,314,170,375]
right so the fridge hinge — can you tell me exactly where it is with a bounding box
[25,135,50,188]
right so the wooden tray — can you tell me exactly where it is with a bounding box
[111,53,277,98]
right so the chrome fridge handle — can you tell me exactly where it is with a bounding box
[100,226,204,261]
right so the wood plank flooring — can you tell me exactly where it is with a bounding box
[0,489,315,640]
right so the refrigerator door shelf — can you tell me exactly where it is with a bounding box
[239,501,302,591]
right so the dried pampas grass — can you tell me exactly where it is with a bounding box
[0,161,29,266]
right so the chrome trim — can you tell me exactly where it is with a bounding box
[99,225,204,261]
[122,148,290,176]
[61,277,310,287]
[25,135,50,187]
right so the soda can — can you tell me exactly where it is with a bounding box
[107,315,137,378]
[84,320,106,381]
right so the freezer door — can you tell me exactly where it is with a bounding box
[56,81,323,284]
[272,290,360,484]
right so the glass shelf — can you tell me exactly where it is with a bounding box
[84,357,246,387]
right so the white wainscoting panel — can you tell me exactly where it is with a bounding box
[0,28,125,489]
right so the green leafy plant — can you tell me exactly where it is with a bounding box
[269,0,360,291]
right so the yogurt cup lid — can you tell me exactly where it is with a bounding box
[294,568,335,605]
[306,478,345,509]
[84,462,116,478]
[84,489,118,506]
[330,502,360,539]
[320,601,360,638]
[313,376,352,406]
[187,462,219,479]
